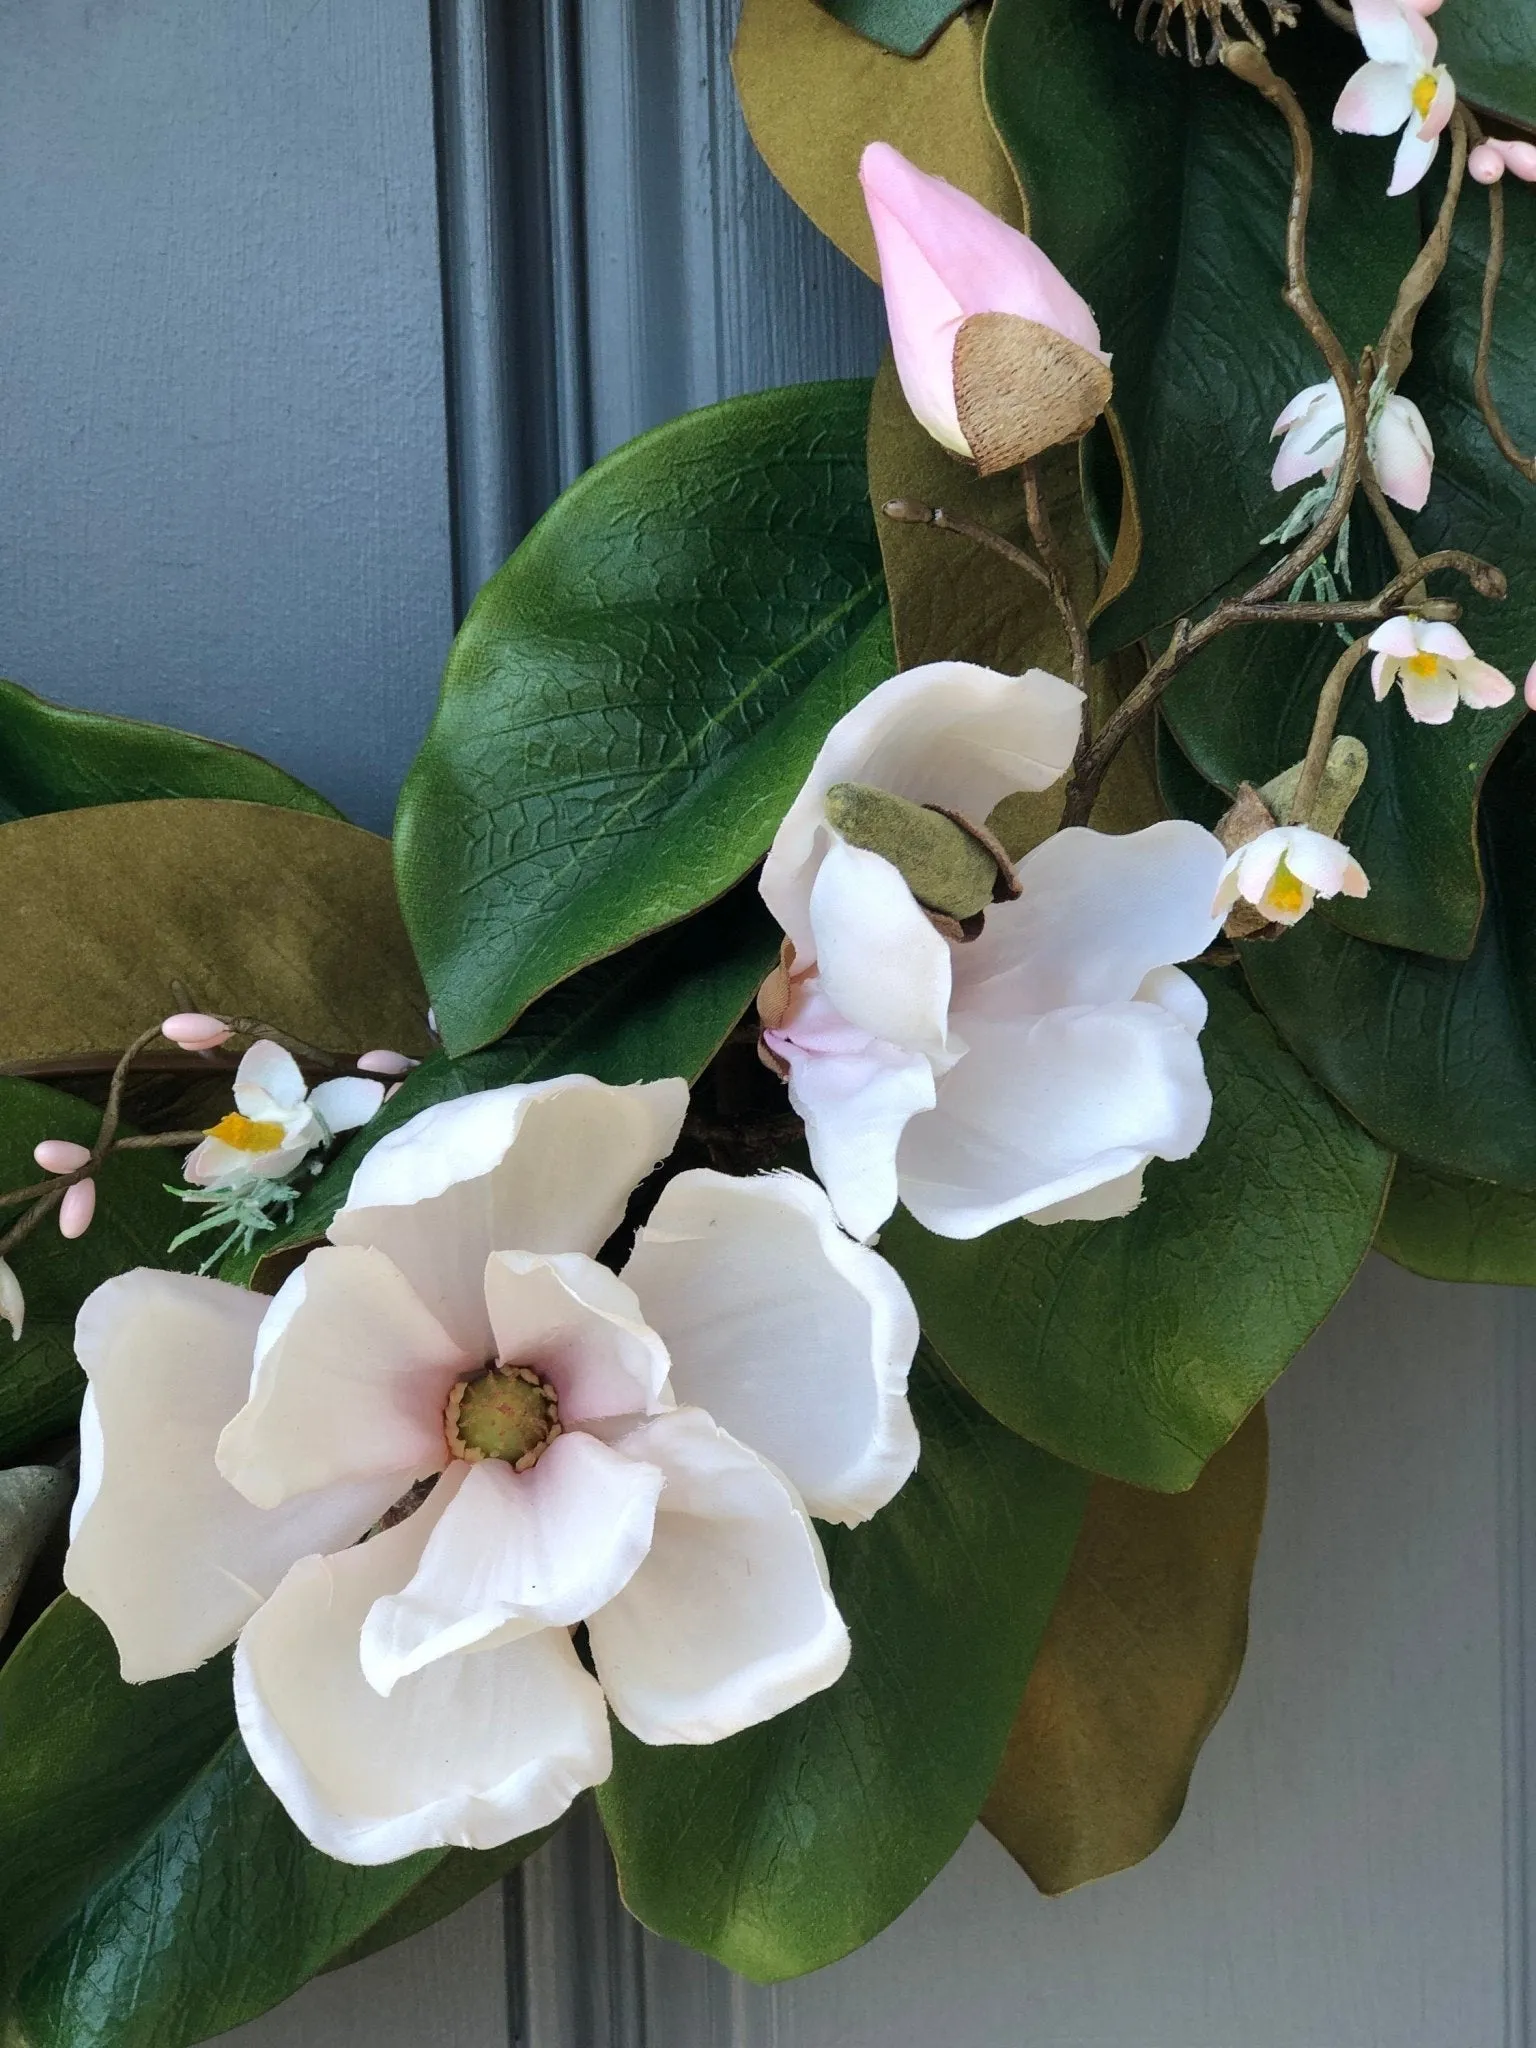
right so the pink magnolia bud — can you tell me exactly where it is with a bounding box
[59,1179,97,1240]
[858,141,1106,465]
[1524,659,1536,713]
[34,1139,92,1174]
[1469,141,1508,185]
[357,1049,417,1077]
[162,1011,233,1052]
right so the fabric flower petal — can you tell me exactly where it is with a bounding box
[235,1472,611,1864]
[897,1002,1213,1239]
[1333,59,1417,136]
[1368,614,1423,660]
[810,842,954,1059]
[217,1246,471,1510]
[1350,0,1436,69]
[234,1040,309,1119]
[1371,395,1434,505]
[623,1168,920,1526]
[358,1436,664,1693]
[1400,666,1461,723]
[484,1250,672,1424]
[1389,122,1440,197]
[65,1272,391,1681]
[585,1408,849,1745]
[328,1077,688,1355]
[1455,659,1517,710]
[308,1074,386,1135]
[760,662,1083,964]
[1417,620,1473,661]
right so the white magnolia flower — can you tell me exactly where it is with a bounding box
[1368,616,1517,724]
[1213,825,1369,929]
[1270,380,1433,512]
[184,1040,385,1188]
[0,1258,23,1340]
[1333,0,1454,196]
[65,1076,918,1864]
[759,662,1228,1242]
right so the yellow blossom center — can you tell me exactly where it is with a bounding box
[1265,857,1307,918]
[1405,651,1441,679]
[445,1363,562,1471]
[1412,72,1438,121]
[204,1111,287,1154]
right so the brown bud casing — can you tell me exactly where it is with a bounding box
[952,313,1113,477]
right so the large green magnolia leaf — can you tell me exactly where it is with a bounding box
[814,0,965,57]
[982,1408,1267,1895]
[599,1354,1088,1981]
[1377,1158,1536,1283]
[1159,525,1519,960]
[0,1601,540,2048]
[395,383,889,1059]
[882,976,1390,1490]
[983,0,1418,651]
[1435,5,1536,130]
[733,0,1022,281]
[0,1079,200,1463]
[232,888,780,1287]
[0,801,431,1069]
[1240,720,1536,1188]
[0,679,339,821]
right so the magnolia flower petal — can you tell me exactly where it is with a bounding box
[1028,1164,1150,1225]
[860,174,968,452]
[0,1259,23,1340]
[810,842,953,1058]
[1232,835,1286,908]
[1333,59,1417,137]
[1389,121,1441,197]
[1271,383,1335,438]
[358,1436,664,1693]
[1368,614,1424,659]
[235,1474,611,1864]
[234,1041,309,1119]
[1400,666,1461,723]
[1271,417,1343,491]
[624,1168,920,1526]
[329,1078,689,1355]
[1135,964,1209,1036]
[483,1250,672,1423]
[1454,658,1517,709]
[1371,395,1434,507]
[1350,0,1436,70]
[760,662,1084,964]
[775,1015,936,1243]
[897,1002,1213,1239]
[217,1247,472,1510]
[308,1074,386,1136]
[66,1271,389,1681]
[1417,620,1473,661]
[1419,67,1456,140]
[586,1409,849,1746]
[1275,826,1368,900]
[955,821,1226,1021]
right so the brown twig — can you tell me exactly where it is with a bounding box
[1289,636,1373,825]
[1019,460,1092,696]
[1377,107,1469,385]
[1468,114,1536,484]
[880,500,1053,592]
[1312,0,1355,28]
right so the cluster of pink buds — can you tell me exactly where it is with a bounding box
[1468,138,1536,185]
[33,1139,96,1239]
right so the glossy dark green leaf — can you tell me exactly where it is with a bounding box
[814,0,965,57]
[0,801,432,1069]
[983,1408,1267,1894]
[323,1834,550,1973]
[1433,4,1536,130]
[11,1729,544,2048]
[1240,719,1536,1187]
[983,0,1418,651]
[1377,1158,1536,1283]
[1159,527,1517,960]
[599,1353,1088,1981]
[395,383,888,1057]
[0,679,339,821]
[0,1598,234,1996]
[882,976,1390,1491]
[231,887,781,1287]
[0,1079,204,1463]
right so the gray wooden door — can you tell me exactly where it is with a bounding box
[7,4,1529,2044]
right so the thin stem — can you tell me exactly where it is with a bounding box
[879,500,1052,591]
[1313,0,1355,28]
[1290,636,1373,825]
[1377,107,1469,384]
[1020,458,1091,697]
[1469,121,1536,484]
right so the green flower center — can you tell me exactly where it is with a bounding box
[445,1364,562,1470]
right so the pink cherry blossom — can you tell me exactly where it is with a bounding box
[1333,0,1455,196]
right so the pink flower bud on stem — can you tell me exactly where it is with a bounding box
[357,1049,418,1077]
[161,1012,234,1052]
[34,1139,92,1174]
[59,1180,97,1240]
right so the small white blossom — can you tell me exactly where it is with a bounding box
[184,1040,385,1190]
[1213,825,1369,930]
[1270,380,1433,512]
[0,1259,24,1341]
[1333,0,1455,196]
[1368,616,1516,724]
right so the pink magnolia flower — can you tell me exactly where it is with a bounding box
[1333,0,1454,197]
[1271,380,1433,511]
[858,141,1106,461]
[1368,618,1516,724]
